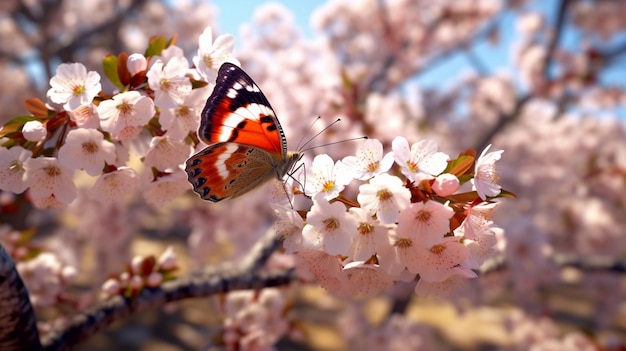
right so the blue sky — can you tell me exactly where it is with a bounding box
[209,1,625,118]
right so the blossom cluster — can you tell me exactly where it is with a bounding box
[273,138,507,297]
[101,246,178,298]
[212,288,293,351]
[0,27,236,209]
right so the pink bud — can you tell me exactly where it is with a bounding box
[157,246,177,271]
[22,120,47,142]
[432,173,460,197]
[127,53,147,75]
[101,278,121,295]
[145,272,163,287]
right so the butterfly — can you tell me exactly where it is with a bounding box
[185,63,303,202]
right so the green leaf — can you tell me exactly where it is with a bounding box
[444,155,475,177]
[145,36,167,58]
[103,55,124,90]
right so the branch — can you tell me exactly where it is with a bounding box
[479,252,626,276]
[542,0,571,78]
[0,244,42,351]
[40,268,295,351]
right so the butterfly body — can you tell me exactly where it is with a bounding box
[186,63,301,202]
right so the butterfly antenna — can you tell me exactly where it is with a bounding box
[300,135,368,154]
[297,118,343,152]
[295,116,322,151]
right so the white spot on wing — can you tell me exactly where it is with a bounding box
[215,144,238,179]
[233,82,243,90]
[226,88,238,99]
[246,84,260,92]
[233,103,274,121]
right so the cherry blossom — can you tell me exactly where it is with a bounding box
[301,197,358,255]
[305,154,351,200]
[357,173,410,225]
[271,203,304,254]
[23,157,77,206]
[341,261,395,297]
[193,26,239,81]
[58,128,116,176]
[91,167,139,204]
[97,91,155,138]
[142,169,189,207]
[392,137,449,182]
[396,200,454,247]
[472,144,504,200]
[143,135,192,171]
[342,138,394,180]
[22,120,47,142]
[0,146,32,193]
[46,62,102,111]
[413,236,471,282]
[69,104,100,129]
[147,56,192,109]
[158,88,209,141]
[346,207,388,261]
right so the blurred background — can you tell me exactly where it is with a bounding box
[1,0,626,350]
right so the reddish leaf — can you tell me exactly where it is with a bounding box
[117,52,131,86]
[24,98,49,118]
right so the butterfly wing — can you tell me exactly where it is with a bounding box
[198,63,287,160]
[186,142,280,202]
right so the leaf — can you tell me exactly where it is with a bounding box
[144,36,167,58]
[0,115,39,138]
[103,55,124,90]
[23,98,49,118]
[167,34,178,48]
[444,154,475,177]
[117,52,131,87]
[495,189,517,199]
[190,77,209,89]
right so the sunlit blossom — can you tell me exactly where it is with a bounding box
[305,154,351,200]
[392,136,449,182]
[357,173,410,225]
[302,198,358,256]
[472,144,504,200]
[147,56,192,109]
[0,146,32,193]
[23,157,77,206]
[58,128,116,176]
[194,26,239,80]
[97,91,155,138]
[395,200,454,247]
[47,63,101,111]
[342,138,394,180]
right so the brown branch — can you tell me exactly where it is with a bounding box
[0,244,42,351]
[40,268,295,351]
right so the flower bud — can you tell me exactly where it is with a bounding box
[157,246,177,271]
[145,272,163,287]
[102,278,121,296]
[22,120,47,142]
[127,53,147,75]
[432,173,460,197]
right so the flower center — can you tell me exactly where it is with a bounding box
[357,222,373,235]
[177,105,190,117]
[117,101,133,115]
[44,166,61,177]
[9,160,22,172]
[366,162,379,172]
[395,238,413,249]
[429,244,445,255]
[82,141,99,154]
[160,78,172,91]
[376,189,392,201]
[72,84,85,96]
[407,161,419,172]
[322,181,335,193]
[415,209,431,223]
[322,217,339,231]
